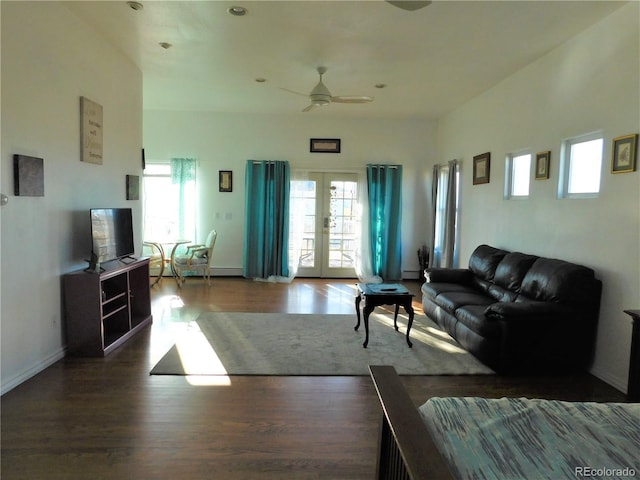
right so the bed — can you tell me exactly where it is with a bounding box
[369,365,640,480]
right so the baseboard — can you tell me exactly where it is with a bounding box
[153,268,418,279]
[1,347,66,395]
[150,267,243,277]
[402,270,420,280]
[210,267,243,276]
[589,364,627,395]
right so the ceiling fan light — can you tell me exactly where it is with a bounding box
[310,93,331,104]
[227,6,247,16]
[387,1,431,12]
[126,1,143,11]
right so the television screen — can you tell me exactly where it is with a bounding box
[90,208,135,263]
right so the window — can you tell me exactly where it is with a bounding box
[432,160,460,268]
[143,161,196,241]
[559,133,603,198]
[505,152,531,199]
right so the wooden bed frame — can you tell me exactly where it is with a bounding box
[369,365,454,480]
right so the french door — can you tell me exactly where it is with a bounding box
[292,173,358,278]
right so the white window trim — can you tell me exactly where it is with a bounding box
[504,150,531,200]
[558,131,604,199]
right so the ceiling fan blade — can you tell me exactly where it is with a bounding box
[331,96,374,104]
[302,104,317,112]
[280,87,308,97]
[386,1,431,11]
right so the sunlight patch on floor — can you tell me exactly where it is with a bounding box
[155,294,185,309]
[372,313,467,354]
[176,323,231,386]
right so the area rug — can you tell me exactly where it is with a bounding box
[149,312,494,376]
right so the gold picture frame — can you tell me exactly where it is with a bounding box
[611,134,637,174]
[219,170,233,192]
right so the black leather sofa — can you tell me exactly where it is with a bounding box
[422,244,602,374]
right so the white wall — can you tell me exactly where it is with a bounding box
[436,3,639,392]
[143,111,437,277]
[1,2,143,393]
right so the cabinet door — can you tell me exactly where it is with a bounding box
[64,272,104,355]
[129,261,151,328]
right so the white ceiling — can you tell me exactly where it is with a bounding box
[64,0,625,119]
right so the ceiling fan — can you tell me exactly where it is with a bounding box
[283,67,373,112]
[386,1,431,11]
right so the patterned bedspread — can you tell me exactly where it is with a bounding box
[419,397,640,480]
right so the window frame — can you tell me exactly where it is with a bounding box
[504,150,532,200]
[558,131,604,199]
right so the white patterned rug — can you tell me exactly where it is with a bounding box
[150,312,494,376]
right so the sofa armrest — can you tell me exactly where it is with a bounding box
[424,268,473,284]
[484,301,572,321]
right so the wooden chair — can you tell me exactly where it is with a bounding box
[173,229,217,287]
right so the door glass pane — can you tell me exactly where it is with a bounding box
[328,180,357,269]
[290,180,317,268]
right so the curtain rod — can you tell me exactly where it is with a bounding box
[368,164,399,169]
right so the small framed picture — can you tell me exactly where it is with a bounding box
[126,174,140,200]
[535,151,551,180]
[219,170,233,192]
[611,134,637,174]
[472,152,491,185]
[310,138,341,153]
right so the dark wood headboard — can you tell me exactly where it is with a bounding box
[369,365,454,480]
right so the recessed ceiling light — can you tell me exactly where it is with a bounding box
[255,78,267,83]
[126,1,143,11]
[375,84,387,89]
[159,42,172,50]
[227,6,247,16]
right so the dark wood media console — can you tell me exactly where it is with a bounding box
[63,257,153,356]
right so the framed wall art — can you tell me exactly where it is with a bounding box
[473,152,491,185]
[535,151,551,180]
[13,154,44,196]
[611,134,637,173]
[80,96,103,165]
[126,175,139,200]
[310,138,341,153]
[219,170,233,192]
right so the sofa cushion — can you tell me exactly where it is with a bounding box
[425,268,473,284]
[434,291,495,314]
[494,252,538,292]
[520,258,597,306]
[487,284,518,302]
[422,282,474,299]
[468,245,508,282]
[455,305,502,338]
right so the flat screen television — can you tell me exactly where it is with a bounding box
[90,208,135,263]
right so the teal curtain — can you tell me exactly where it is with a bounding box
[243,160,290,279]
[367,164,403,280]
[170,158,196,239]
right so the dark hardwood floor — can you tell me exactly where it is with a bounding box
[1,278,626,479]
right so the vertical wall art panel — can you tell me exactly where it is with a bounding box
[13,154,44,196]
[126,175,140,200]
[80,96,103,164]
